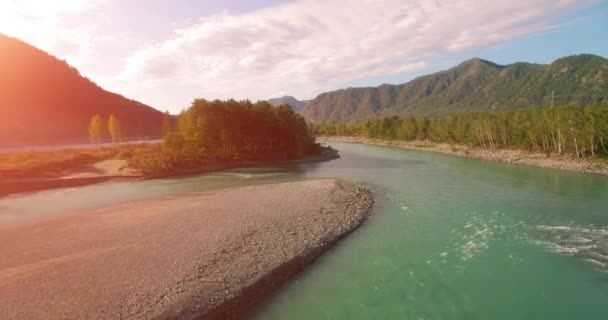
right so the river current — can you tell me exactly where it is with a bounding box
[2,142,607,319]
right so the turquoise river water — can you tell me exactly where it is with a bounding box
[1,142,608,319]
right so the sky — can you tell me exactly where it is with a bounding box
[1,0,607,113]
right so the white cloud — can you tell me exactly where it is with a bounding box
[0,0,99,66]
[114,0,593,109]
[0,0,596,111]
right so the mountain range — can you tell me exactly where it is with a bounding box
[298,54,608,123]
[267,96,310,113]
[0,33,164,147]
[2,32,607,147]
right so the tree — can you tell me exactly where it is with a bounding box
[88,114,104,144]
[161,99,319,162]
[316,106,608,158]
[163,131,185,151]
[161,111,173,138]
[108,114,122,143]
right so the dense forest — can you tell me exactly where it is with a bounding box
[303,54,608,123]
[130,99,320,173]
[312,106,608,158]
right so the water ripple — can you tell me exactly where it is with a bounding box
[535,224,608,272]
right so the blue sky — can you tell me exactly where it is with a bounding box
[347,1,608,89]
[1,0,606,112]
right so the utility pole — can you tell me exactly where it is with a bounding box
[550,90,554,109]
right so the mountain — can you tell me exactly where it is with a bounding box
[267,96,309,113]
[302,54,608,123]
[0,34,164,147]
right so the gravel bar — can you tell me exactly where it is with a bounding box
[0,179,374,319]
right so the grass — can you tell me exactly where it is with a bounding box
[0,145,147,179]
[596,153,608,165]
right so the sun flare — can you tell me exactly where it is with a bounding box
[0,0,92,42]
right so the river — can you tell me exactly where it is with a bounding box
[2,142,608,319]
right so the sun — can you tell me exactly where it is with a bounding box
[0,0,93,53]
[0,0,93,34]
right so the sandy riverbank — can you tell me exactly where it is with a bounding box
[0,148,340,197]
[0,179,374,320]
[0,159,142,197]
[320,136,608,176]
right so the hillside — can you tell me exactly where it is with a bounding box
[302,54,608,123]
[0,34,164,147]
[267,96,309,113]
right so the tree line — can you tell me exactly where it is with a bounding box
[129,99,320,173]
[88,114,123,144]
[312,106,608,158]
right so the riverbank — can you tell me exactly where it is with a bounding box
[320,136,608,176]
[0,158,142,197]
[0,148,339,197]
[144,146,339,179]
[0,179,374,320]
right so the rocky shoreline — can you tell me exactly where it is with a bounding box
[320,136,608,176]
[0,179,374,320]
[0,148,340,197]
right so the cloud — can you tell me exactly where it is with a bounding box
[114,0,594,108]
[0,0,100,66]
[1,0,596,110]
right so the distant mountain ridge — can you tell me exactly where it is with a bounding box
[0,33,164,147]
[302,54,608,123]
[267,96,309,113]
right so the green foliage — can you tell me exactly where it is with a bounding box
[0,148,118,179]
[163,131,184,151]
[107,114,122,143]
[130,99,320,174]
[127,145,179,175]
[88,114,104,144]
[313,106,608,158]
[161,111,173,138]
[303,55,608,123]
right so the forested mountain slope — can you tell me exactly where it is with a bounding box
[302,54,608,123]
[0,34,164,147]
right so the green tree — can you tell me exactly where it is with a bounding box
[317,106,608,158]
[161,99,319,162]
[163,131,185,151]
[161,111,173,138]
[108,114,122,143]
[88,114,104,144]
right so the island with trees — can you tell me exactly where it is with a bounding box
[0,99,333,196]
[128,99,325,175]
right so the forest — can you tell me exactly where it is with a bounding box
[312,106,608,158]
[129,99,320,173]
[0,34,163,147]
